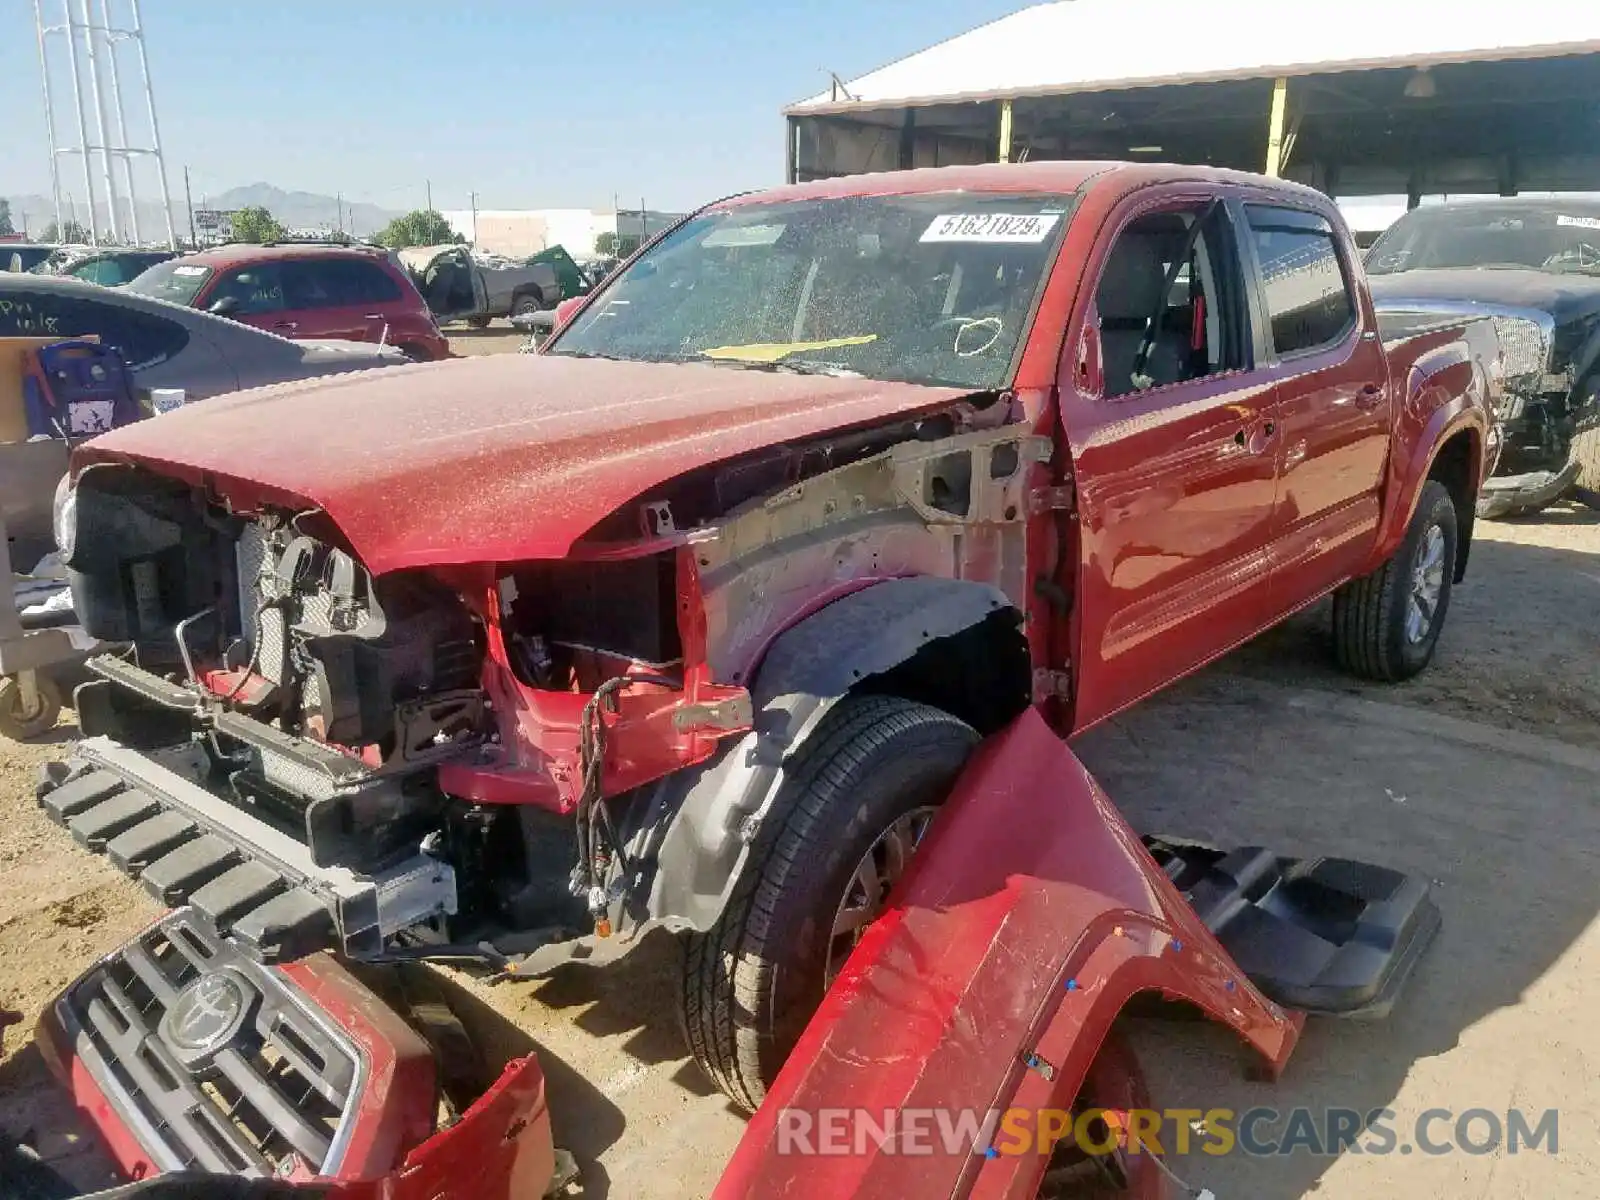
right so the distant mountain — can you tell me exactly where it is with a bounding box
[3,183,403,243]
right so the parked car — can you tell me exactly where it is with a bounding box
[3,242,58,273]
[397,243,589,327]
[31,245,179,286]
[1367,197,1600,516]
[40,163,1491,1186]
[125,242,450,362]
[0,273,409,568]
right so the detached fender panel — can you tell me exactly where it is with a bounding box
[714,708,1302,1200]
[631,578,1017,932]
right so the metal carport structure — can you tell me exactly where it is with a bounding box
[784,0,1600,203]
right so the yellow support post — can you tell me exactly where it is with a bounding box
[1264,77,1288,177]
[999,98,1014,164]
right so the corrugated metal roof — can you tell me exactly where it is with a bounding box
[788,0,1600,114]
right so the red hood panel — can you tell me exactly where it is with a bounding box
[83,355,969,573]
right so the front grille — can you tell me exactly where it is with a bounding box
[59,910,363,1178]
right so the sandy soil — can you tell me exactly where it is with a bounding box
[1,350,1595,1196]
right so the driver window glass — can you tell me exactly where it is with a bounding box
[209,264,285,315]
[1095,204,1244,400]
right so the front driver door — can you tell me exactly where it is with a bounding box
[1061,192,1281,730]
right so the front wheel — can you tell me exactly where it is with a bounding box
[1332,479,1457,682]
[680,695,978,1113]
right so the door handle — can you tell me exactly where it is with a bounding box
[1356,383,1384,408]
[273,321,298,332]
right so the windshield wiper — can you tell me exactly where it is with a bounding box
[702,357,862,378]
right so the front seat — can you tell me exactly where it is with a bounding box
[1095,235,1187,396]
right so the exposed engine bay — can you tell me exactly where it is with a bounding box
[49,397,1039,968]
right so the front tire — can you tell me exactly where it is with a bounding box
[680,695,978,1112]
[1333,479,1458,682]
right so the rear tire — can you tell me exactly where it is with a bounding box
[510,293,544,318]
[680,695,978,1113]
[1333,480,1457,682]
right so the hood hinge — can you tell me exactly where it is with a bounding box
[1028,479,1076,514]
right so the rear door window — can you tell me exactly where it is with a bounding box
[0,289,190,368]
[282,258,403,310]
[1245,205,1356,357]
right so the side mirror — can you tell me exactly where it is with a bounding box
[207,296,241,317]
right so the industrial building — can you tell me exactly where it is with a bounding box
[783,0,1600,209]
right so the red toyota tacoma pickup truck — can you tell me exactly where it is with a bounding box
[33,161,1495,1196]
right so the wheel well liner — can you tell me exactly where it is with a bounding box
[1428,429,1478,581]
[621,578,1024,933]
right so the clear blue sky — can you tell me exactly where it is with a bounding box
[2,0,1026,218]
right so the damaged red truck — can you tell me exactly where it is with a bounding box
[33,162,1496,1197]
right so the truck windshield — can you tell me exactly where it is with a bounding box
[550,192,1075,389]
[126,259,215,305]
[1367,204,1600,276]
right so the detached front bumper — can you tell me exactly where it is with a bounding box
[36,736,456,962]
[37,909,558,1197]
[1477,457,1581,518]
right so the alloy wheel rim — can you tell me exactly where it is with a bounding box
[1406,524,1446,645]
[826,806,938,985]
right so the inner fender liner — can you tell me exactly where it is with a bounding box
[624,577,1016,933]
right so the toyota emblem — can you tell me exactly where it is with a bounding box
[160,972,248,1057]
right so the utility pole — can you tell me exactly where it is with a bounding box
[640,196,648,240]
[336,191,343,237]
[469,190,478,245]
[425,179,432,212]
[183,164,195,247]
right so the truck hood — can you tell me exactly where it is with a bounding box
[1368,267,1600,328]
[80,354,971,574]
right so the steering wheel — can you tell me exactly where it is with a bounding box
[931,314,1004,357]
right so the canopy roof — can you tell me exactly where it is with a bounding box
[789,0,1600,114]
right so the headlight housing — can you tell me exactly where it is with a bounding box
[52,473,77,562]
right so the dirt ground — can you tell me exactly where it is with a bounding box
[1,341,1596,1195]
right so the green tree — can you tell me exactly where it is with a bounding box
[0,200,14,237]
[376,209,463,249]
[40,219,89,243]
[594,230,619,257]
[231,206,287,244]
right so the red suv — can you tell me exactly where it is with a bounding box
[127,242,451,361]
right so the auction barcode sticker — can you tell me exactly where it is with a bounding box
[921,213,1060,243]
[1557,214,1600,230]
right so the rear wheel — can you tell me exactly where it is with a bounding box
[510,292,545,319]
[680,695,977,1113]
[1332,479,1457,682]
